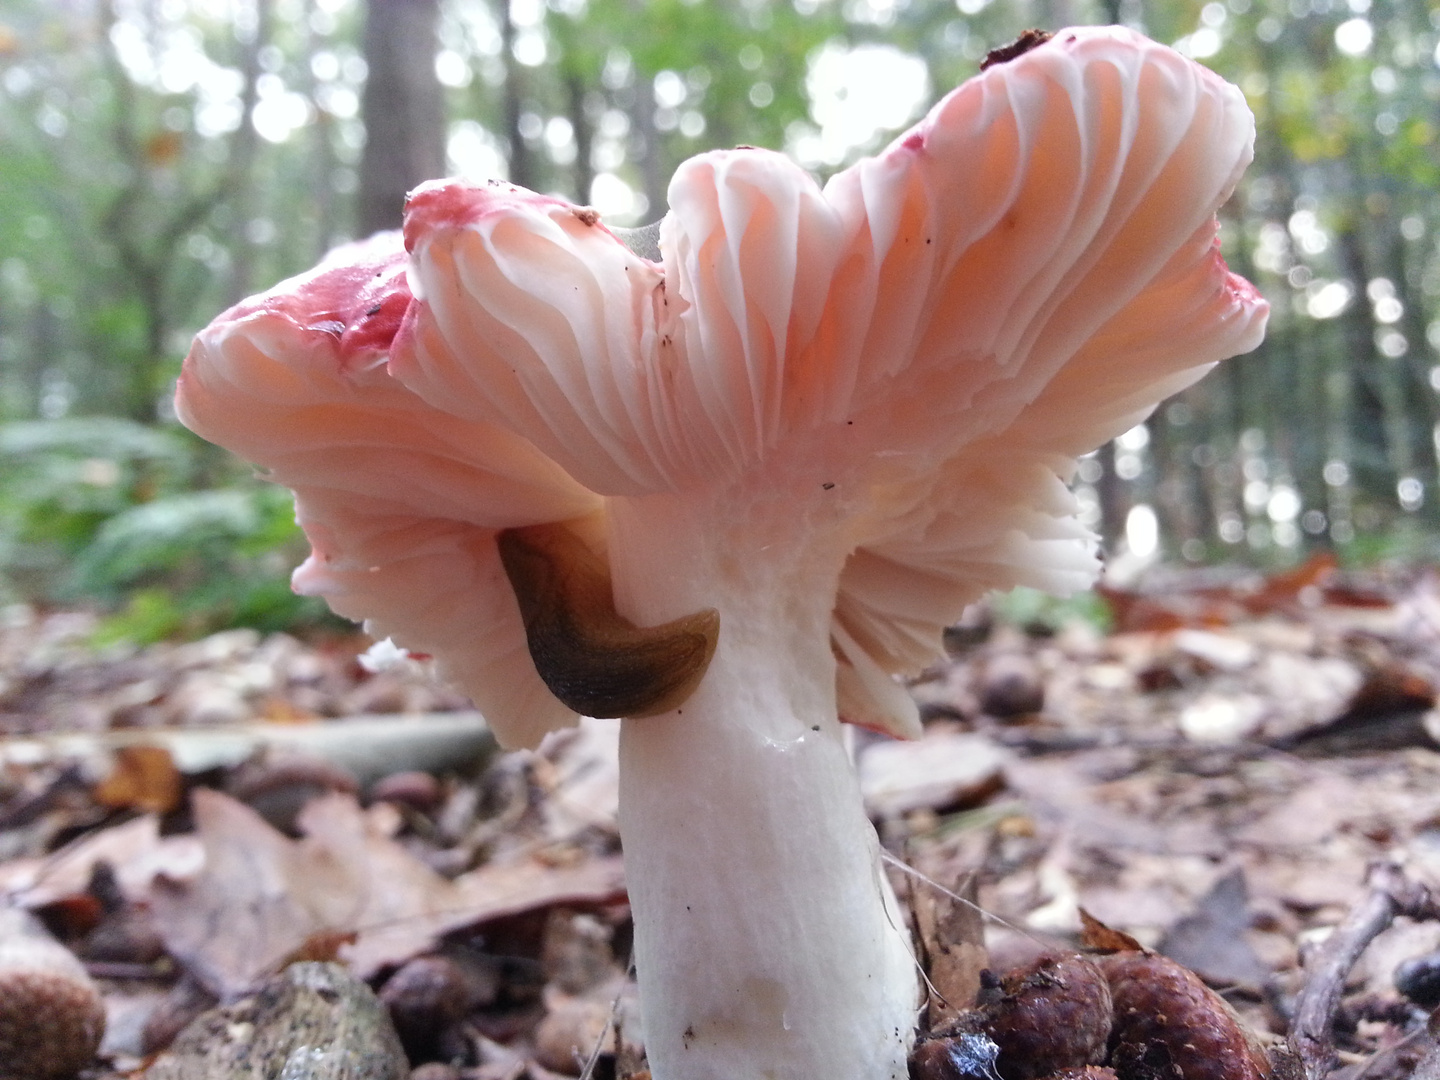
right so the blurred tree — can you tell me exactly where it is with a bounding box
[357,0,446,233]
[5,0,1440,613]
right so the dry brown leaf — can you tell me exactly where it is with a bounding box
[0,813,201,909]
[141,788,626,995]
[859,732,1007,819]
[144,789,367,998]
[93,745,184,814]
[341,850,627,980]
[1078,908,1144,953]
[913,870,987,1022]
[1157,868,1270,989]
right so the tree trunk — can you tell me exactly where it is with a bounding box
[1095,441,1127,557]
[628,79,667,222]
[499,0,538,191]
[224,0,271,305]
[306,0,341,258]
[567,72,595,205]
[357,0,446,236]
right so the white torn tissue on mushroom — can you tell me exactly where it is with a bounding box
[176,26,1268,1080]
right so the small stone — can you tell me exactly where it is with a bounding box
[144,962,408,1080]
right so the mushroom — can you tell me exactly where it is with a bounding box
[177,27,1267,1080]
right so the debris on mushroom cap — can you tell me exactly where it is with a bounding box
[0,907,106,1080]
[179,26,1266,750]
[981,28,1055,70]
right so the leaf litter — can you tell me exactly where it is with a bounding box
[2,557,1440,1078]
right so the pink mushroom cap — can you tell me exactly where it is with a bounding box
[178,26,1268,748]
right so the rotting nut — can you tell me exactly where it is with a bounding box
[978,653,1046,719]
[0,907,106,1080]
[1395,951,1440,1010]
[379,954,474,1057]
[909,1031,1003,1080]
[975,952,1113,1080]
[1100,950,1270,1080]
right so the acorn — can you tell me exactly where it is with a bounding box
[1099,950,1269,1080]
[976,952,1114,1080]
[0,907,106,1080]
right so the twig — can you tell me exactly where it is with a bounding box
[1289,861,1440,1079]
[1347,1028,1432,1080]
[575,1005,613,1080]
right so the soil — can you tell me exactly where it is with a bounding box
[2,557,1439,1079]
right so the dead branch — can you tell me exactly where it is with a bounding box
[1289,861,1440,1079]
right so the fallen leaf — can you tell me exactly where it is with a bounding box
[349,852,627,979]
[142,789,627,995]
[913,870,987,1022]
[1078,908,1144,953]
[144,789,367,998]
[0,813,200,909]
[94,745,184,814]
[1158,868,1270,989]
[860,732,1007,819]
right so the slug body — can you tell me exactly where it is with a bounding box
[497,522,719,718]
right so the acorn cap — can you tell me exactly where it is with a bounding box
[0,908,106,1080]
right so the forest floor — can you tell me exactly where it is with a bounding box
[2,556,1440,1080]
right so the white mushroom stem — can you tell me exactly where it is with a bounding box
[607,489,918,1080]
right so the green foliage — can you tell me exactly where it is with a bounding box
[73,486,287,593]
[988,586,1114,636]
[0,416,335,641]
[0,417,193,589]
[7,0,1440,651]
[1335,515,1440,569]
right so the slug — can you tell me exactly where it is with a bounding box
[497,522,719,718]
